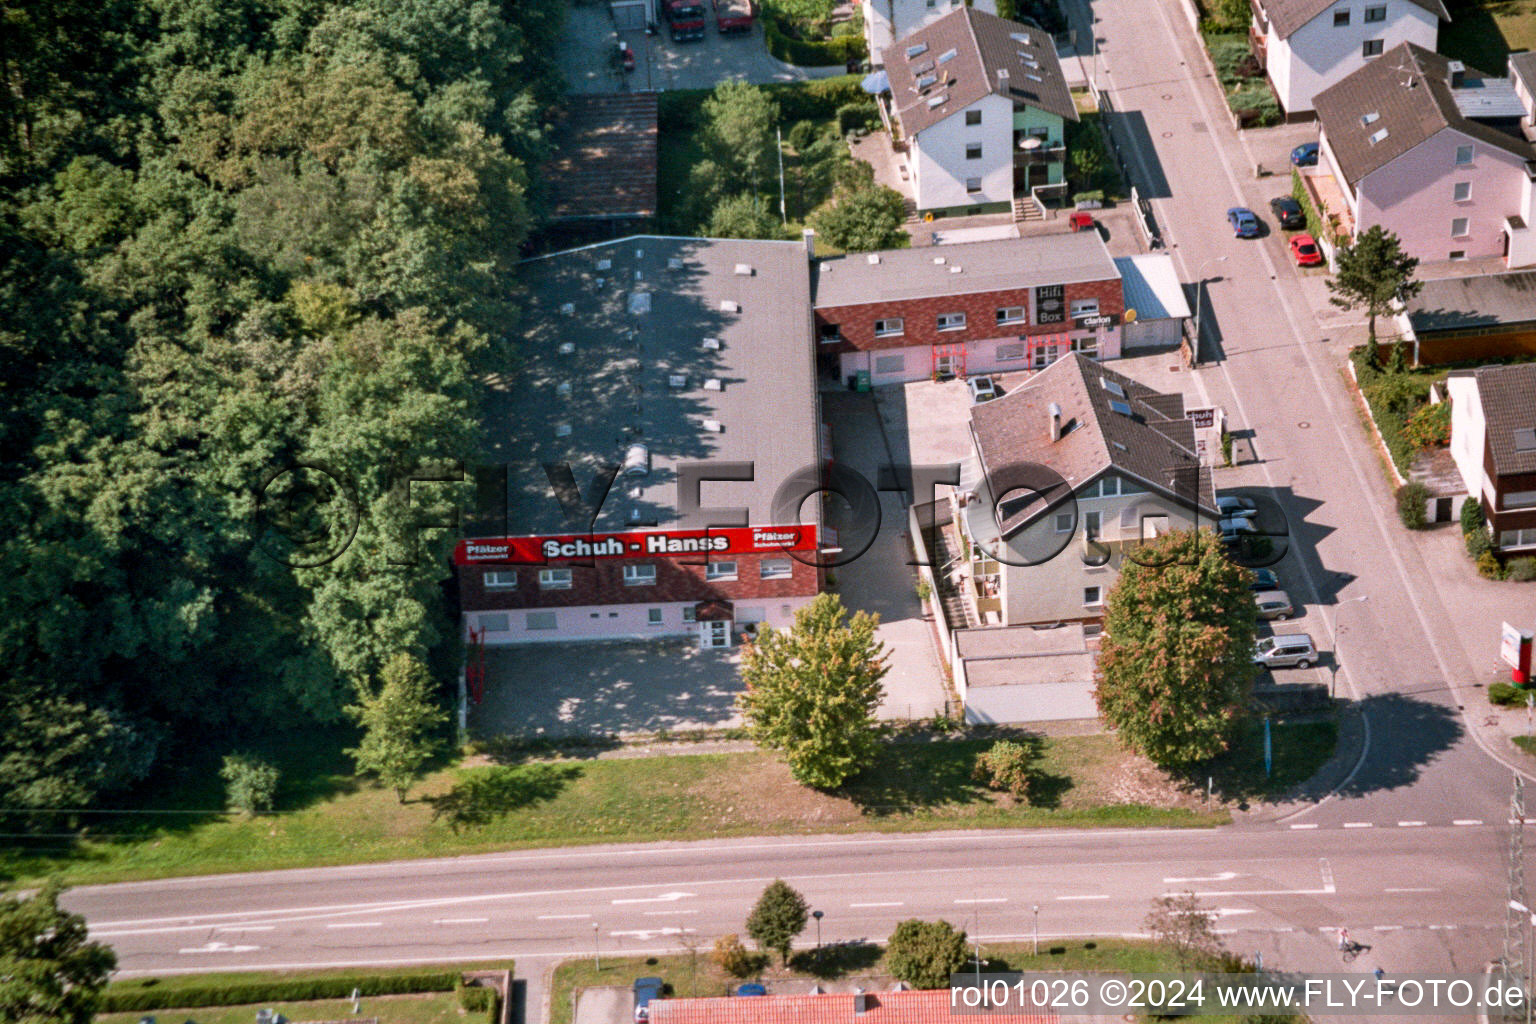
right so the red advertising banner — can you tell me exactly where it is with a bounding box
[454,525,819,565]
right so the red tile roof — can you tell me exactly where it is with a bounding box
[650,988,1058,1024]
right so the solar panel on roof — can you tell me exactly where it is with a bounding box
[1109,399,1133,417]
[927,94,946,108]
[906,43,928,58]
[937,48,958,64]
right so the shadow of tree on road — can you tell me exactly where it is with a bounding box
[1329,691,1463,798]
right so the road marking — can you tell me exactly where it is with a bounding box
[1289,824,1318,830]
[1213,908,1256,917]
[214,926,275,932]
[849,902,904,908]
[643,910,699,917]
[612,891,695,905]
[1319,858,1336,894]
[536,914,592,921]
[1343,822,1373,828]
[1056,895,1111,901]
[1428,924,1457,930]
[1384,887,1437,894]
[433,918,489,925]
[610,927,694,939]
[1397,821,1426,828]
[326,922,382,929]
[1453,819,1483,826]
[1163,872,1237,883]
[178,942,261,954]
[1374,925,1403,931]
[955,898,1008,904]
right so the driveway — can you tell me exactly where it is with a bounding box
[563,5,849,95]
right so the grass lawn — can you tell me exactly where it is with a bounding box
[97,992,470,1024]
[1515,736,1536,757]
[1441,0,1536,72]
[549,940,1299,1024]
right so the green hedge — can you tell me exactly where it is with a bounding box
[763,12,865,66]
[658,75,870,131]
[101,970,462,1013]
[1292,167,1346,246]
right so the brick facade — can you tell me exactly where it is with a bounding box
[814,279,1124,354]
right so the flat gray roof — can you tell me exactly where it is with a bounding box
[812,232,1118,309]
[1405,270,1536,332]
[955,622,1088,659]
[476,236,817,536]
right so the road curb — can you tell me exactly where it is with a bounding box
[1234,701,1366,824]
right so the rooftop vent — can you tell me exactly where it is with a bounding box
[1112,440,1128,451]
[629,507,645,523]
[703,378,724,391]
[927,94,947,108]
[932,256,946,264]
[596,258,613,271]
[1516,427,1536,452]
[1109,399,1133,417]
[559,302,576,315]
[998,69,1010,85]
[557,341,576,355]
[1049,401,1063,442]
[1101,378,1126,397]
[720,299,740,313]
[1449,60,1465,88]
[1368,127,1389,145]
[906,42,928,58]
[949,265,962,273]
[555,423,573,437]
[628,291,652,314]
[667,257,684,270]
[634,269,643,281]
[938,48,958,64]
[634,248,644,259]
[702,418,724,432]
[667,374,688,389]
[702,337,722,350]
[1361,111,1380,125]
[734,263,754,276]
[867,253,881,264]
[1025,72,1043,82]
[557,381,573,396]
[623,443,650,477]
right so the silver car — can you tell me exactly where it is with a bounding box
[1253,633,1316,669]
[1254,590,1294,620]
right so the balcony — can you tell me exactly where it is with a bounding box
[1014,136,1065,166]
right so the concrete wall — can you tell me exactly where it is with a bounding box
[912,94,1015,211]
[1446,374,1489,503]
[1272,0,1439,114]
[1358,128,1532,261]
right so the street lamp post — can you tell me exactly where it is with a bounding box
[1032,905,1039,957]
[813,910,823,952]
[1331,595,1370,700]
[1192,255,1229,368]
[593,921,601,971]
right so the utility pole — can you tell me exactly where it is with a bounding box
[1503,774,1530,1024]
[777,126,787,225]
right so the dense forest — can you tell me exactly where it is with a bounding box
[0,0,566,822]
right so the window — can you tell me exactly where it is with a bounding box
[874,317,904,337]
[682,605,697,622]
[1364,3,1386,19]
[1500,528,1536,548]
[1449,250,1467,260]
[965,109,982,126]
[1362,38,1383,56]
[705,561,738,580]
[1453,181,1471,202]
[1505,489,1536,510]
[1333,9,1350,25]
[965,142,983,160]
[647,608,663,626]
[623,563,657,586]
[1054,512,1074,533]
[1070,297,1100,319]
[479,613,510,633]
[1083,586,1103,606]
[965,176,982,194]
[818,323,841,344]
[875,354,905,374]
[1452,217,1470,238]
[1073,335,1099,358]
[937,312,967,331]
[483,570,517,589]
[539,568,572,590]
[1455,144,1474,165]
[1084,510,1102,538]
[760,559,793,579]
[526,611,557,630]
[996,341,1026,361]
[996,306,1026,325]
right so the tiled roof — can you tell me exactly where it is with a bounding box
[881,7,1077,137]
[1261,0,1447,40]
[1313,43,1534,186]
[651,989,1057,1024]
[968,353,1216,536]
[544,93,658,221]
[1473,363,1536,476]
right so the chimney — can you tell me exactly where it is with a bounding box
[997,68,1010,91]
[803,227,817,259]
[1448,60,1465,88]
[854,989,868,1015]
[1048,401,1063,442]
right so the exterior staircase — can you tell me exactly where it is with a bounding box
[1014,194,1043,222]
[931,520,978,631]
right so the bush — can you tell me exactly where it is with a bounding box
[1466,525,1493,561]
[1509,557,1536,582]
[219,753,280,814]
[787,118,820,152]
[1228,84,1280,126]
[972,739,1035,801]
[1207,35,1254,82]
[1395,481,1429,530]
[885,919,969,989]
[1477,550,1505,579]
[1461,495,1484,536]
[763,13,865,66]
[712,933,762,978]
[101,971,462,1013]
[836,101,877,134]
[1490,683,1531,707]
[1402,400,1451,454]
[457,981,500,1020]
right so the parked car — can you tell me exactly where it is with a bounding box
[1290,233,1324,267]
[736,984,768,997]
[1253,633,1316,669]
[1219,516,1258,543]
[1255,589,1295,620]
[1216,495,1258,519]
[1227,207,1260,238]
[1269,196,1305,229]
[1291,142,1319,166]
[634,978,665,1022]
[1248,568,1282,592]
[968,375,1000,403]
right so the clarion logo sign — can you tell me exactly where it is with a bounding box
[453,525,819,565]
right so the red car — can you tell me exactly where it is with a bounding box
[1290,233,1324,267]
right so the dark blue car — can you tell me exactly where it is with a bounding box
[1291,142,1319,166]
[1227,207,1260,238]
[736,984,768,997]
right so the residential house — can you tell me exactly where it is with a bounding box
[1250,0,1447,118]
[952,353,1219,628]
[812,232,1124,386]
[652,988,1057,1024]
[1511,50,1536,139]
[1311,42,1536,266]
[876,7,1078,216]
[863,0,999,67]
[1446,362,1536,553]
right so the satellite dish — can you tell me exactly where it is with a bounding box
[1124,308,1138,323]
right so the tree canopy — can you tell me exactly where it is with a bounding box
[745,879,808,966]
[0,881,116,1024]
[884,919,969,989]
[809,182,909,252]
[1327,225,1422,346]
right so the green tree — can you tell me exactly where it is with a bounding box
[745,879,808,966]
[219,753,281,814]
[1327,225,1423,348]
[701,80,781,195]
[1093,530,1258,765]
[884,919,969,989]
[346,652,448,801]
[737,593,889,789]
[706,193,784,239]
[1145,891,1225,970]
[0,881,116,1024]
[971,739,1035,801]
[809,183,908,252]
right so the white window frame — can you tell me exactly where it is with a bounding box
[682,605,697,623]
[874,317,904,337]
[526,611,558,630]
[937,312,967,331]
[1054,512,1073,533]
[539,568,572,590]
[1073,335,1099,358]
[1083,586,1103,607]
[996,306,1026,325]
[623,563,658,586]
[1453,181,1472,202]
[1455,144,1474,165]
[760,559,793,580]
[483,570,518,589]
[1451,217,1470,238]
[647,608,664,626]
[1070,297,1100,319]
[705,561,738,581]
